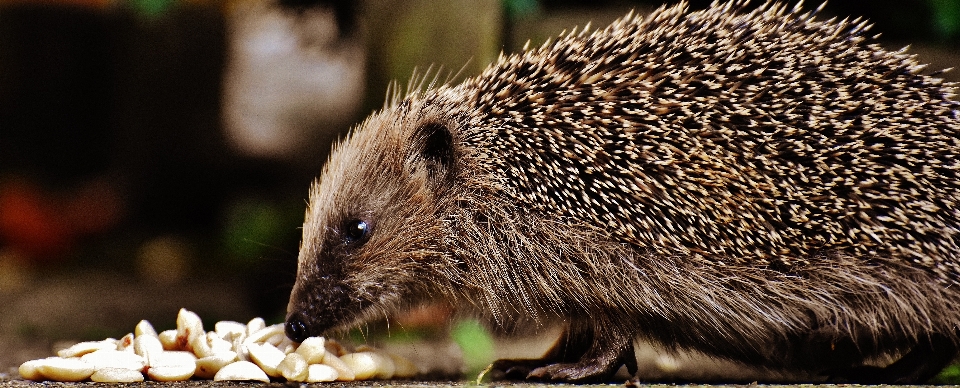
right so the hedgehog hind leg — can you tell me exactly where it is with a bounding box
[491,319,636,382]
[827,334,958,384]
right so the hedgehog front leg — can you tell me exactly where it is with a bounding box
[492,319,636,382]
[490,321,594,379]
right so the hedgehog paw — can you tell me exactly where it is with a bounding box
[489,321,635,382]
[525,338,635,382]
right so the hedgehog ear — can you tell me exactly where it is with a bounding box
[413,121,455,184]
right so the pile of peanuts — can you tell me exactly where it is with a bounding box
[19,308,417,383]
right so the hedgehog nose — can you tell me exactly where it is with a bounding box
[285,314,310,343]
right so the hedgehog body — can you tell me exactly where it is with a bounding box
[285,1,960,383]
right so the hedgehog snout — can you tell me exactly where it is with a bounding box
[284,307,342,343]
[285,278,355,342]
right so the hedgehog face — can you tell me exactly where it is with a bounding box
[285,98,463,342]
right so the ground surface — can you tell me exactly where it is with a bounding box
[0,375,954,388]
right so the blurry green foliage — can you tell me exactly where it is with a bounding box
[127,0,175,18]
[503,0,540,19]
[451,319,496,375]
[931,363,960,384]
[221,199,287,268]
[930,0,960,40]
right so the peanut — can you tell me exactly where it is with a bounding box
[214,360,269,382]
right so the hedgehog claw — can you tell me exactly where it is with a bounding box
[488,359,541,380]
[528,362,613,382]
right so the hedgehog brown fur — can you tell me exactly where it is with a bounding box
[284,0,960,383]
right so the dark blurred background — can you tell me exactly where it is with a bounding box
[0,0,958,375]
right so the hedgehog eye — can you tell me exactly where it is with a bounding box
[343,219,369,243]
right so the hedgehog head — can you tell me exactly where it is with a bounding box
[284,93,469,341]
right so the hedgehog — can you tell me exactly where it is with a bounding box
[283,0,960,383]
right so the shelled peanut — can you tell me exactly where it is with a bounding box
[19,308,417,383]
